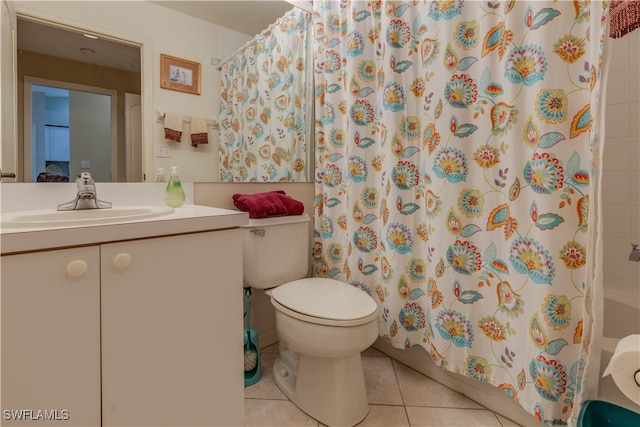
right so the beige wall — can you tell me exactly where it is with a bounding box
[603,31,640,300]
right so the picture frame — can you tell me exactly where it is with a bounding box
[160,54,201,95]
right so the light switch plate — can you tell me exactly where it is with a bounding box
[156,142,171,158]
[80,160,91,168]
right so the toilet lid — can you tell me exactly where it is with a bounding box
[271,278,377,322]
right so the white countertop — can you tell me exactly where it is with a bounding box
[1,204,249,254]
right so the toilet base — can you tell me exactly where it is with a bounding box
[273,345,369,427]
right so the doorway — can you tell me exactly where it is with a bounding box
[24,77,117,183]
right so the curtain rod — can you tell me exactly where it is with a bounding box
[216,30,269,71]
[216,7,309,71]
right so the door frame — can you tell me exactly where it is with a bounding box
[1,0,17,180]
[124,92,142,182]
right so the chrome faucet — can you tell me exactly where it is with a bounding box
[57,172,112,211]
[630,244,640,262]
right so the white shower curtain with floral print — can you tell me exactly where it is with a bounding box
[312,1,609,425]
[219,8,312,182]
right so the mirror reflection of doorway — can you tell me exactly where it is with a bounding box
[24,77,117,183]
[17,16,142,182]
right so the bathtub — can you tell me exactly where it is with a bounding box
[373,288,640,426]
[599,289,640,413]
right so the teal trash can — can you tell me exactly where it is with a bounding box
[578,400,640,427]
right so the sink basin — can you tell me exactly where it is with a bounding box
[1,206,175,228]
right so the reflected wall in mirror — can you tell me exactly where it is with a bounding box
[17,17,142,182]
[8,1,312,183]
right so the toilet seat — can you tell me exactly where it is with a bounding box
[270,278,378,327]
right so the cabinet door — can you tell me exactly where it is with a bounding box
[101,230,244,426]
[1,246,101,426]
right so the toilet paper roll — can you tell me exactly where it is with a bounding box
[603,334,640,406]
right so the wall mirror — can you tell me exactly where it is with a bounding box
[17,17,141,183]
[7,1,312,183]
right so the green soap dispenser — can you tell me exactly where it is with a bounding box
[165,166,185,208]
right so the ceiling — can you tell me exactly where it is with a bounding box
[151,1,295,36]
[17,18,142,73]
[16,1,296,74]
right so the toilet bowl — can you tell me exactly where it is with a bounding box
[240,214,379,427]
[271,278,378,426]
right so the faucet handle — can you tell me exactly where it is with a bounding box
[78,172,94,183]
[76,172,97,200]
[77,172,95,188]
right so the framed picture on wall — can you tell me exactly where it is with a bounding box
[160,54,201,95]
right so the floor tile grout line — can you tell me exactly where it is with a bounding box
[388,355,413,427]
[245,396,290,401]
[367,403,406,407]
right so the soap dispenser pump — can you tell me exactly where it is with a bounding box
[165,166,185,208]
[156,168,166,182]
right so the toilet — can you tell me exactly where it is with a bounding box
[241,214,379,427]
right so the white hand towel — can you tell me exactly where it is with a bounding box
[190,116,209,147]
[164,113,183,142]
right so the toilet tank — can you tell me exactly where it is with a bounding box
[240,214,311,289]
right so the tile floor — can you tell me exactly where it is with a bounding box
[245,344,523,427]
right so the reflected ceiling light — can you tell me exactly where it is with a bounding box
[83,33,98,39]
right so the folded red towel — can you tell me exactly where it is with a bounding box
[232,191,304,219]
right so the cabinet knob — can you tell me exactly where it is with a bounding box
[112,253,132,270]
[66,260,88,278]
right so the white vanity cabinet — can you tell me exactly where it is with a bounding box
[101,229,243,427]
[1,246,102,426]
[1,218,245,427]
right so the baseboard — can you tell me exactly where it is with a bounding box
[372,338,543,427]
[258,329,278,350]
